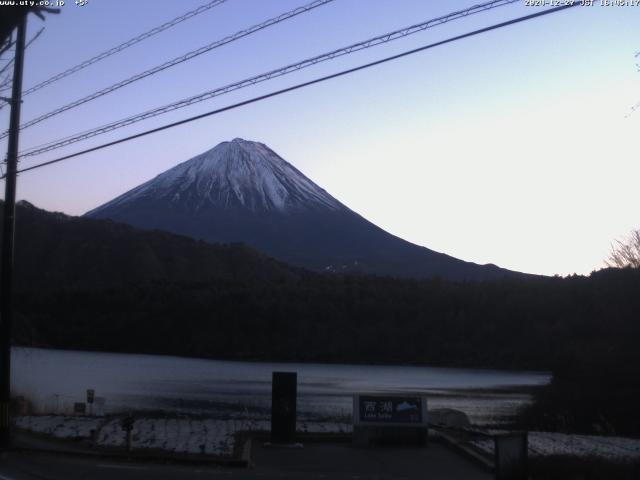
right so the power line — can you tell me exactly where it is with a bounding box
[18,0,520,158]
[25,27,45,49]
[0,0,336,139]
[0,40,14,58]
[6,3,579,179]
[0,34,16,91]
[0,27,44,85]
[0,0,228,100]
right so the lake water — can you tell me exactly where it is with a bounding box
[12,347,550,425]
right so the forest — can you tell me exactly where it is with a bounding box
[4,201,640,436]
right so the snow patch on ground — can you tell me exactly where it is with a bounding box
[16,415,352,457]
[15,415,102,439]
[471,432,640,461]
[17,414,640,461]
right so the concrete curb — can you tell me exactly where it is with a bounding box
[434,429,495,472]
[11,444,250,467]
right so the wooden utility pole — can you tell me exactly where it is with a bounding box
[0,14,26,450]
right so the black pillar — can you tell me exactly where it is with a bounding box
[0,14,27,450]
[271,371,297,444]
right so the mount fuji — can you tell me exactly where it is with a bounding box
[86,138,517,280]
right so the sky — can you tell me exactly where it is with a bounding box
[0,0,638,277]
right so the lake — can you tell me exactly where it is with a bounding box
[12,347,550,425]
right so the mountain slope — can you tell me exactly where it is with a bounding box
[86,138,519,280]
[2,200,300,291]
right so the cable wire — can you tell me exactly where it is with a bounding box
[0,0,336,138]
[6,3,579,179]
[18,0,519,158]
[0,40,14,58]
[0,27,44,84]
[0,0,228,99]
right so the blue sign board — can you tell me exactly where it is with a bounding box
[354,394,427,426]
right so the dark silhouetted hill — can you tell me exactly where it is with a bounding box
[3,200,301,291]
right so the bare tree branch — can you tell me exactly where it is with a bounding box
[606,230,640,269]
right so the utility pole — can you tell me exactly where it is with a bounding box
[0,15,27,450]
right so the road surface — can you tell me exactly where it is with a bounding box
[0,442,492,479]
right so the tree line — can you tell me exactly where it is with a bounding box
[4,201,640,436]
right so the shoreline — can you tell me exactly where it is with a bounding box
[11,345,553,375]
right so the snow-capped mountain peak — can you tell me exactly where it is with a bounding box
[86,138,518,280]
[88,139,343,215]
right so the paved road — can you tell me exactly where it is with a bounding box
[2,451,245,480]
[252,442,493,480]
[0,442,492,479]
